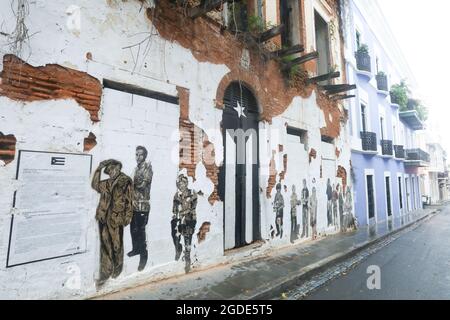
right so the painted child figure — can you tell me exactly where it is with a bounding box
[309,186,318,240]
[171,174,198,273]
[338,184,345,233]
[301,179,310,238]
[344,186,357,230]
[273,183,285,239]
[290,185,301,243]
[332,184,339,229]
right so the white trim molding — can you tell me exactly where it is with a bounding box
[364,168,377,225]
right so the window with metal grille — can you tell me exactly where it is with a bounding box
[223,82,258,113]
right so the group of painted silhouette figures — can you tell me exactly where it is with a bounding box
[273,178,357,243]
[92,146,197,287]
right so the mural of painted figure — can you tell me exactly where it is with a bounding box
[309,186,318,240]
[336,185,346,232]
[326,179,333,227]
[332,184,339,230]
[171,174,198,273]
[91,159,133,287]
[301,179,310,238]
[273,183,285,239]
[128,146,153,272]
[338,185,345,233]
[290,185,301,243]
[344,186,357,231]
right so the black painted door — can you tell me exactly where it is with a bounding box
[221,83,260,250]
[367,175,375,219]
[385,176,392,217]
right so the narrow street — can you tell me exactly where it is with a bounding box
[284,204,450,300]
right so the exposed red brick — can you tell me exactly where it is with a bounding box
[83,132,97,152]
[266,150,277,198]
[148,2,344,137]
[178,88,220,205]
[309,148,317,163]
[337,165,347,194]
[335,147,341,158]
[279,154,288,182]
[0,132,16,165]
[317,90,343,139]
[0,54,102,122]
[197,221,211,244]
[177,86,190,121]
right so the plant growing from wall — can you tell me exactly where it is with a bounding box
[248,14,265,33]
[390,80,409,108]
[282,53,301,82]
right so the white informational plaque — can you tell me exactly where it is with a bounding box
[7,150,92,267]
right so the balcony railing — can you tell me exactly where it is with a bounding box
[376,73,388,91]
[381,140,393,156]
[361,131,377,152]
[438,172,449,179]
[355,51,371,73]
[405,148,430,163]
[394,145,405,159]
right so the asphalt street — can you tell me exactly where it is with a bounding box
[300,205,450,300]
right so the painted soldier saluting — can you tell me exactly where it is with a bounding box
[92,159,133,287]
[128,146,153,272]
[171,174,198,273]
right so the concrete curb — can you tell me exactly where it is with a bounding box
[240,209,439,300]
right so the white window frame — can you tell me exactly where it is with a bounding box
[359,95,371,133]
[405,175,410,213]
[397,173,405,216]
[312,4,332,77]
[384,172,393,221]
[364,169,377,224]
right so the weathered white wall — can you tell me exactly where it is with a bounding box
[0,0,352,299]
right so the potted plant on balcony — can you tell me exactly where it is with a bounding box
[376,71,388,91]
[407,98,429,122]
[389,80,409,108]
[355,44,371,73]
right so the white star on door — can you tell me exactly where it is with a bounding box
[234,101,246,118]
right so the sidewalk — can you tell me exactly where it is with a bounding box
[96,207,441,300]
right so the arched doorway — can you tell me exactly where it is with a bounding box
[221,82,260,250]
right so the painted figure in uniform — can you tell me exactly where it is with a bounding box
[128,146,153,272]
[92,159,133,287]
[344,186,357,230]
[171,174,198,273]
[309,186,318,240]
[338,184,345,232]
[274,183,285,239]
[301,179,310,238]
[326,178,333,227]
[290,185,301,243]
[332,184,339,229]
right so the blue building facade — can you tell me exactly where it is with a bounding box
[342,0,428,226]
